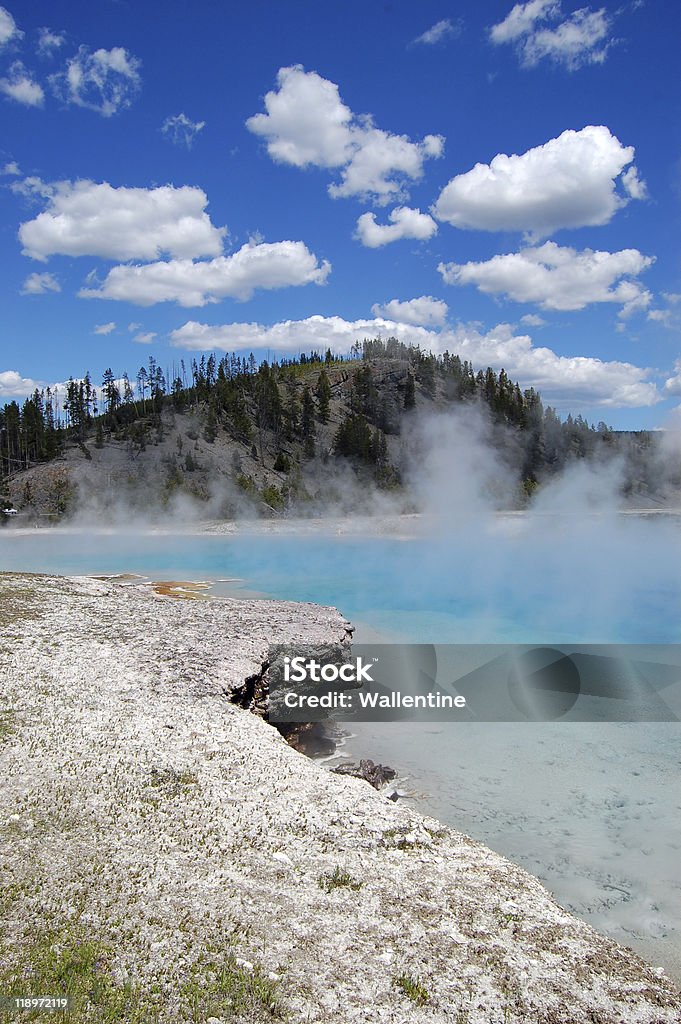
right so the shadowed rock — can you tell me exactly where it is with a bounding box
[333,758,397,789]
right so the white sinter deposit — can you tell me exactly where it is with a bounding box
[0,573,679,1023]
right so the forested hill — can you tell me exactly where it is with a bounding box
[0,336,666,519]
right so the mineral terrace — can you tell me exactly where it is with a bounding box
[0,573,679,1023]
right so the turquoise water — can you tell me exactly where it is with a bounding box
[2,515,681,644]
[2,519,681,980]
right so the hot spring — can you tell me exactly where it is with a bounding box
[2,511,680,982]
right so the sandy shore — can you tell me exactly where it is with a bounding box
[1,573,679,1023]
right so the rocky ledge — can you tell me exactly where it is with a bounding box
[0,573,679,1023]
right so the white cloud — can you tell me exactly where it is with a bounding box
[0,370,45,399]
[432,126,640,239]
[247,66,352,169]
[523,8,612,69]
[490,1,613,70]
[356,206,437,247]
[170,314,435,354]
[37,27,66,55]
[161,113,206,149]
[246,65,444,204]
[79,240,331,306]
[93,321,116,335]
[20,181,226,262]
[0,62,45,106]
[664,362,681,397]
[10,174,54,199]
[1,160,20,175]
[413,19,461,45]
[51,45,141,116]
[21,271,61,295]
[329,128,443,204]
[621,165,647,200]
[647,295,681,330]
[0,5,22,46]
[490,0,559,44]
[133,332,156,344]
[446,322,659,408]
[169,314,659,409]
[520,312,546,327]
[371,296,448,327]
[438,241,654,314]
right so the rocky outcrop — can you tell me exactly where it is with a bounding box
[333,758,397,789]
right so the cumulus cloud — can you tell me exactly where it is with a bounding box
[356,206,437,247]
[21,271,60,295]
[490,1,613,70]
[621,165,647,200]
[50,45,141,116]
[0,5,21,46]
[0,369,46,399]
[371,296,448,327]
[412,19,461,45]
[432,126,641,239]
[79,240,331,306]
[476,328,646,404]
[170,314,435,354]
[169,314,659,409]
[438,241,654,315]
[247,66,352,169]
[93,321,116,335]
[20,181,226,262]
[520,312,546,326]
[1,160,20,175]
[246,65,444,204]
[161,113,206,149]
[0,62,45,106]
[37,27,66,56]
[133,332,156,344]
[663,361,681,397]
[447,322,659,407]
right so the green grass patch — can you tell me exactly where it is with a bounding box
[0,925,151,1024]
[0,709,14,743]
[149,766,198,795]
[0,582,42,628]
[317,867,363,893]
[393,973,430,1006]
[180,949,284,1021]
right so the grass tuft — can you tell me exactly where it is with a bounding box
[394,972,430,1006]
[317,866,363,893]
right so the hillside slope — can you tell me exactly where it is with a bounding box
[2,340,673,521]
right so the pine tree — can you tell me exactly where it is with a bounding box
[301,386,316,458]
[315,369,331,423]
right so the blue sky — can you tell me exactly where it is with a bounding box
[0,0,679,427]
